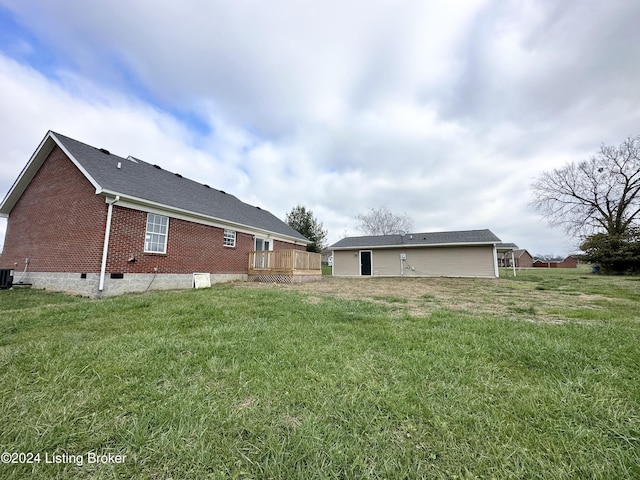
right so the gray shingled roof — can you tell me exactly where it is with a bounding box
[496,242,518,251]
[330,229,501,249]
[52,132,309,242]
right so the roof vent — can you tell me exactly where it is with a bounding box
[99,148,110,155]
[203,184,210,188]
[174,173,182,178]
[153,164,161,169]
[256,206,261,210]
[220,190,226,194]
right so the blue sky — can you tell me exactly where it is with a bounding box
[1,0,640,256]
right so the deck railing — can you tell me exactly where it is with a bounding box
[248,249,322,275]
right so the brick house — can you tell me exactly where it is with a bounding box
[0,131,312,296]
[558,255,579,268]
[499,248,534,268]
[533,255,579,269]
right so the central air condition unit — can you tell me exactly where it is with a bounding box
[0,269,13,289]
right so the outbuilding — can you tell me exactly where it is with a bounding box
[329,229,502,278]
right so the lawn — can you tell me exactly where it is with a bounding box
[0,268,639,479]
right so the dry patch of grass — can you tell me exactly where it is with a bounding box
[235,396,257,410]
[239,271,636,323]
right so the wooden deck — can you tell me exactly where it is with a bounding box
[248,250,322,282]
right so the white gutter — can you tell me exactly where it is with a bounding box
[98,196,119,291]
[493,244,499,278]
[331,241,497,250]
[331,250,335,276]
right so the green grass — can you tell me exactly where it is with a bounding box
[372,294,408,304]
[1,270,639,479]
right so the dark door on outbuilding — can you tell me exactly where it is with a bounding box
[360,251,372,276]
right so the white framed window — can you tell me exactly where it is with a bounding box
[255,238,271,251]
[223,229,236,247]
[145,213,169,253]
[253,237,272,268]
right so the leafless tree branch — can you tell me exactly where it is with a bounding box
[356,206,414,235]
[530,135,640,238]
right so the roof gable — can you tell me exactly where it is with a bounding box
[1,133,64,217]
[1,131,309,243]
[330,229,501,249]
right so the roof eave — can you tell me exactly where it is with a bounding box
[331,241,499,250]
[101,190,311,245]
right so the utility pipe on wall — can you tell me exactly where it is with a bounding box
[98,196,119,292]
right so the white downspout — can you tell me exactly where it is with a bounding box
[511,251,516,277]
[493,245,499,278]
[99,196,119,292]
[331,250,334,276]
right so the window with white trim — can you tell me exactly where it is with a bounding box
[223,229,236,247]
[144,213,169,253]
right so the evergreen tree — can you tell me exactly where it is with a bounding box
[285,205,328,253]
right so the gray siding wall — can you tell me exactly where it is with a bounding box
[333,250,361,276]
[334,246,497,278]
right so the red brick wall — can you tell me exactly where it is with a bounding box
[274,239,306,252]
[107,208,305,274]
[533,262,557,268]
[106,207,258,274]
[558,256,578,268]
[0,146,107,272]
[517,252,534,268]
[533,258,578,268]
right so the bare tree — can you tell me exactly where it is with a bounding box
[531,135,640,238]
[356,206,414,235]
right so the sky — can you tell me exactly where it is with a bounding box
[1,0,639,257]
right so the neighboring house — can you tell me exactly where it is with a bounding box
[533,260,556,268]
[558,255,579,268]
[533,260,552,268]
[329,229,502,278]
[513,249,534,268]
[533,256,579,269]
[0,131,314,297]
[499,248,534,268]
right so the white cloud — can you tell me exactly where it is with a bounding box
[2,0,640,256]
